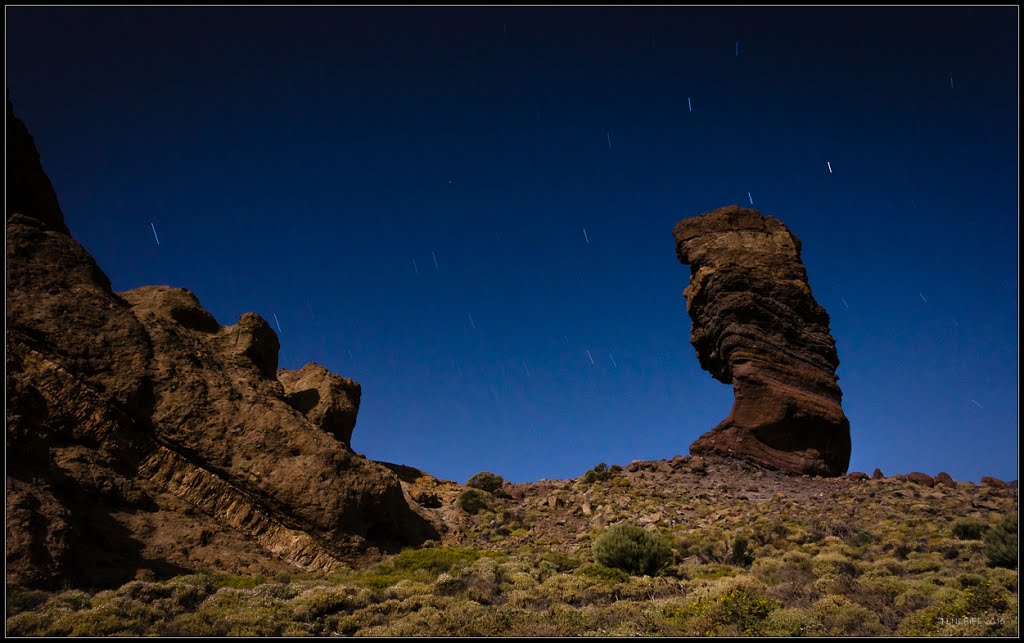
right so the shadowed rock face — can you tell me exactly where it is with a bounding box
[673,205,851,476]
[5,98,436,589]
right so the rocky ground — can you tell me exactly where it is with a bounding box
[7,455,1018,636]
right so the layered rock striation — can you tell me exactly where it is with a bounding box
[6,99,436,589]
[673,205,851,476]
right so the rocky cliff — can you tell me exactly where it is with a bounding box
[673,205,851,476]
[5,99,437,589]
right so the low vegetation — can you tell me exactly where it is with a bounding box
[581,462,623,484]
[6,459,1018,637]
[592,524,673,576]
[982,513,1018,570]
[456,488,492,514]
[466,471,506,494]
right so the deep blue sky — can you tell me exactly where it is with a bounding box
[6,7,1018,484]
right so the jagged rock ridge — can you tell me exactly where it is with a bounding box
[5,98,437,589]
[673,205,851,476]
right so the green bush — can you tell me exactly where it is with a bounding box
[728,536,755,568]
[457,489,492,515]
[591,524,672,576]
[581,463,621,484]
[578,563,630,583]
[720,588,780,636]
[898,580,1012,636]
[952,520,988,540]
[466,472,505,494]
[354,547,493,592]
[983,513,1017,569]
[538,550,579,574]
[390,547,490,575]
[663,589,779,636]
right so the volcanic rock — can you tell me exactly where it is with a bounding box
[689,455,706,474]
[935,472,957,489]
[872,468,885,480]
[279,363,362,448]
[5,99,436,589]
[673,205,851,476]
[981,476,1009,490]
[906,472,935,487]
[847,472,869,481]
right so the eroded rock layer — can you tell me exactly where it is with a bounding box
[673,205,851,476]
[5,99,436,589]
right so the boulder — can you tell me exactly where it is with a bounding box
[981,476,1009,490]
[689,455,706,474]
[906,472,935,487]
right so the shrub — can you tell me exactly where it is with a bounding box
[982,513,1017,569]
[720,588,779,636]
[354,547,493,592]
[898,580,1012,636]
[578,563,630,583]
[681,530,755,567]
[581,463,621,484]
[764,607,825,636]
[466,472,505,494]
[664,589,779,636]
[6,609,59,637]
[538,550,579,574]
[728,536,755,568]
[390,547,490,575]
[592,524,672,576]
[6,583,49,613]
[457,489,491,515]
[291,587,368,621]
[799,519,869,546]
[209,574,265,590]
[810,595,885,636]
[952,520,987,540]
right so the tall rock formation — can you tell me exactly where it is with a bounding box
[673,205,851,476]
[6,98,437,589]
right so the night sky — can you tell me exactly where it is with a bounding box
[6,7,1018,484]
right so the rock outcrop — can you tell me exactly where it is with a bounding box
[673,205,851,476]
[5,99,436,589]
[279,363,361,448]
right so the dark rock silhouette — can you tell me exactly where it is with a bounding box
[5,99,436,589]
[673,205,851,476]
